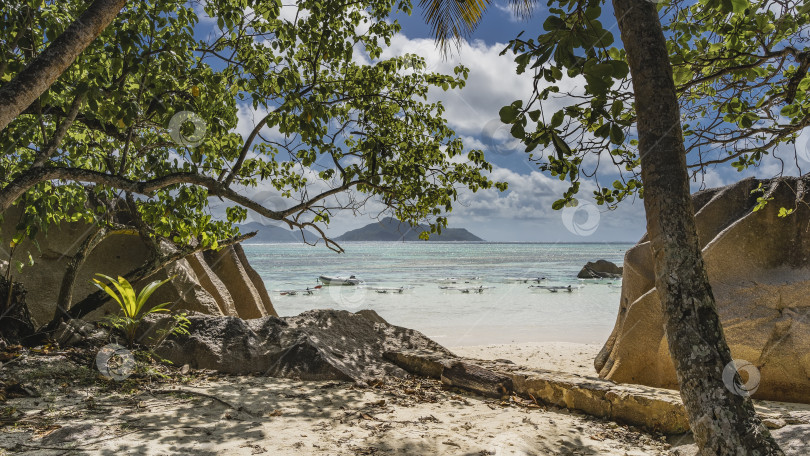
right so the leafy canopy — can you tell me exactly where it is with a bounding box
[0,0,505,252]
[495,0,810,209]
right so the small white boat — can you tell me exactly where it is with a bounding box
[318,275,363,286]
[439,285,494,293]
[529,285,581,293]
[504,277,546,283]
[438,277,482,284]
[277,285,322,296]
[368,286,408,294]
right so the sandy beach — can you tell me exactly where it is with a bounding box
[452,342,603,377]
[1,342,680,456]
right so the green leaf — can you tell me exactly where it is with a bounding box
[609,124,624,145]
[92,275,124,309]
[730,0,749,13]
[551,133,572,159]
[499,105,519,123]
[135,276,175,317]
[550,110,565,128]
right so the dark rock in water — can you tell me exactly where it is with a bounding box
[146,309,452,382]
[577,260,623,279]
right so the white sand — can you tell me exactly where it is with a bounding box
[452,342,603,377]
[7,343,809,454]
[0,345,676,456]
[0,377,671,455]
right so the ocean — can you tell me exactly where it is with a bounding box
[242,242,633,347]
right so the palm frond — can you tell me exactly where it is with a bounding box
[92,275,124,308]
[419,0,539,50]
[135,276,174,316]
[115,276,138,317]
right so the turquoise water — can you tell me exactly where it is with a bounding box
[242,242,632,346]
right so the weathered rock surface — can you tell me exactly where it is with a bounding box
[386,349,690,434]
[577,259,623,279]
[54,319,107,347]
[596,176,810,403]
[146,309,454,382]
[0,207,276,326]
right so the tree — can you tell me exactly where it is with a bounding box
[417,0,798,453]
[0,0,504,327]
[607,0,782,452]
[0,0,127,132]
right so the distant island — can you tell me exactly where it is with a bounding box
[238,222,318,243]
[335,217,483,242]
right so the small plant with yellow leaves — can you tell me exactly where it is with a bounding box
[92,274,174,346]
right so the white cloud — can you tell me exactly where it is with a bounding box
[213,32,646,242]
[379,36,534,137]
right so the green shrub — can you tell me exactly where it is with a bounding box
[92,274,174,346]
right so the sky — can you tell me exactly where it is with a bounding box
[224,1,809,243]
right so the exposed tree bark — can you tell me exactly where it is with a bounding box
[611,0,783,454]
[440,361,513,398]
[33,91,86,167]
[0,0,126,132]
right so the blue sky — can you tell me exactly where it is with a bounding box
[228,2,809,243]
[331,2,648,242]
[331,3,651,242]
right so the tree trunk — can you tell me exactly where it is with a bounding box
[52,226,128,322]
[0,276,40,346]
[0,0,126,132]
[610,0,783,454]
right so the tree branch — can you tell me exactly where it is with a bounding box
[0,0,127,132]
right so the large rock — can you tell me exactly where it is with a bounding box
[0,207,276,326]
[596,176,810,403]
[147,309,453,382]
[577,259,623,278]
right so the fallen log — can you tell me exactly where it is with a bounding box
[441,361,513,399]
[385,349,690,434]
